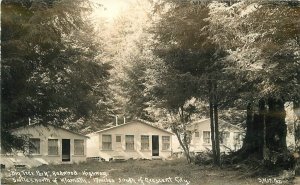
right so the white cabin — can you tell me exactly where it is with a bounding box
[86,120,173,161]
[1,124,88,168]
[173,119,244,154]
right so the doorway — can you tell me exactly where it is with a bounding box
[152,135,159,156]
[62,139,70,162]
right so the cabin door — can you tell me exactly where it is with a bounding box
[152,135,159,156]
[62,139,71,162]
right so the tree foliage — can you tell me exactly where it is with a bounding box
[207,1,299,168]
[207,1,300,101]
[127,0,300,165]
[1,0,112,151]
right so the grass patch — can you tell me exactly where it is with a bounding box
[1,158,292,185]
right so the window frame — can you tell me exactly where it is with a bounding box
[116,135,121,143]
[234,132,242,144]
[162,136,170,151]
[29,138,41,155]
[125,135,134,150]
[203,131,211,144]
[233,132,243,150]
[74,139,85,156]
[141,135,149,151]
[102,135,112,150]
[48,139,59,156]
[220,131,230,145]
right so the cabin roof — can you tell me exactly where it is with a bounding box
[190,119,243,131]
[87,120,173,135]
[12,124,89,138]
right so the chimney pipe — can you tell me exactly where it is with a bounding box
[124,117,126,124]
[115,116,118,126]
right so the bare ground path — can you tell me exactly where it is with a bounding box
[0,159,295,185]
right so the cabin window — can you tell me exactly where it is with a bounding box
[195,132,200,137]
[141,135,149,150]
[203,131,211,144]
[116,136,121,142]
[29,138,40,154]
[233,132,242,150]
[220,131,230,145]
[162,136,170,150]
[74,139,84,155]
[125,135,134,150]
[48,139,58,155]
[102,135,112,150]
[234,132,241,143]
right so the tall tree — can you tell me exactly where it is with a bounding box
[1,0,112,151]
[207,0,300,167]
[100,1,155,121]
[150,1,236,165]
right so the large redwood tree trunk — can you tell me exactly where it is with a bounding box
[241,99,265,159]
[237,97,291,169]
[266,98,287,152]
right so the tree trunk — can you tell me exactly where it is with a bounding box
[266,98,287,152]
[213,82,221,166]
[294,100,300,149]
[255,98,266,158]
[172,107,192,164]
[173,129,192,163]
[237,97,291,169]
[240,98,265,158]
[293,101,300,175]
[214,102,221,166]
[208,80,217,164]
[243,103,254,150]
[261,99,269,162]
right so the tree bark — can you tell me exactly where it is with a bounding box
[294,100,300,149]
[243,102,254,152]
[266,97,287,152]
[237,97,290,169]
[260,99,268,162]
[172,107,192,163]
[208,80,217,164]
[214,102,221,166]
[173,129,192,163]
[213,82,221,166]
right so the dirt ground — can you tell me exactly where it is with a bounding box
[0,158,295,185]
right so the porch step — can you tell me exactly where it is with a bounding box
[152,156,162,160]
[113,156,126,162]
[14,164,27,169]
[9,158,27,169]
[87,157,105,162]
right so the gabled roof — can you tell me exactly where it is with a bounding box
[190,118,243,131]
[12,124,89,138]
[87,120,173,135]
